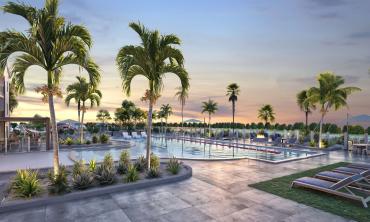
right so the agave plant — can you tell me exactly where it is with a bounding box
[12,169,41,198]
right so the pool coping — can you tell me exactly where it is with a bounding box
[0,164,192,214]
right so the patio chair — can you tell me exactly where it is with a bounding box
[141,131,147,138]
[132,132,140,139]
[291,174,370,207]
[122,132,132,140]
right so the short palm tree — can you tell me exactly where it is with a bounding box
[296,90,316,131]
[226,83,240,135]
[116,22,189,169]
[308,72,360,148]
[0,0,100,174]
[258,105,275,126]
[65,76,102,143]
[96,109,112,131]
[160,104,173,136]
[175,87,188,136]
[201,99,218,138]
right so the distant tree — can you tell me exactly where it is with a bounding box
[226,83,240,134]
[201,99,218,137]
[296,89,316,131]
[160,104,173,135]
[96,109,112,124]
[258,105,275,126]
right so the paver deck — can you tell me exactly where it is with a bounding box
[0,150,369,221]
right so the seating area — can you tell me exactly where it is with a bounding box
[291,163,370,208]
[122,131,147,140]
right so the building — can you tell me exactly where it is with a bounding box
[0,75,10,143]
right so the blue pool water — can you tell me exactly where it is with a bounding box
[72,137,323,163]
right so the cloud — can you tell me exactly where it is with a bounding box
[349,31,370,39]
[318,12,342,19]
[309,0,347,7]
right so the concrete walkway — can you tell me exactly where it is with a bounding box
[0,151,369,221]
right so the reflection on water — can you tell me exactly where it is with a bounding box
[73,137,320,163]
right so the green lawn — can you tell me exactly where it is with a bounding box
[249,162,370,222]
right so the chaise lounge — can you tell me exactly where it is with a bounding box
[291,174,370,207]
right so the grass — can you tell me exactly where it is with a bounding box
[249,162,370,222]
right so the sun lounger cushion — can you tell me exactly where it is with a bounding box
[294,177,334,189]
[334,167,365,174]
[349,163,370,169]
[316,171,349,181]
[330,174,362,190]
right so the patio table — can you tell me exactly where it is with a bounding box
[353,143,369,155]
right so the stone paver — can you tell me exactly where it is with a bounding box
[0,150,369,221]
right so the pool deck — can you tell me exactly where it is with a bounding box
[0,150,369,221]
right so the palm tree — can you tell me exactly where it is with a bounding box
[201,99,218,138]
[65,76,102,143]
[9,83,18,113]
[258,105,275,126]
[0,0,100,175]
[175,87,188,136]
[226,83,240,135]
[296,90,316,131]
[308,72,360,148]
[116,22,189,169]
[160,104,173,136]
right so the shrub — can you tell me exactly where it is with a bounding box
[89,159,96,172]
[95,153,116,185]
[124,165,139,183]
[146,167,161,178]
[12,169,41,198]
[92,135,98,144]
[134,155,146,172]
[72,161,93,190]
[167,157,181,175]
[47,166,70,194]
[64,137,74,146]
[117,150,131,174]
[85,140,91,145]
[150,154,160,169]
[309,141,316,147]
[100,134,109,144]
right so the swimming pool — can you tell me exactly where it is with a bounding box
[71,137,324,163]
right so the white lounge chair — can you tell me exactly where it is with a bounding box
[122,132,132,139]
[132,132,140,139]
[141,131,147,138]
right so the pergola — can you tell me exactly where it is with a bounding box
[0,117,51,152]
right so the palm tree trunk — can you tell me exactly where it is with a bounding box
[318,113,324,148]
[146,100,153,169]
[80,103,85,143]
[208,113,211,138]
[232,100,235,135]
[305,111,308,131]
[48,93,59,175]
[181,102,184,138]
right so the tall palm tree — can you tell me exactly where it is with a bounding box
[116,22,189,169]
[226,83,240,135]
[175,87,188,136]
[160,104,173,136]
[65,76,102,143]
[9,83,18,113]
[258,104,275,126]
[0,0,100,174]
[308,72,360,148]
[201,99,218,138]
[296,90,316,131]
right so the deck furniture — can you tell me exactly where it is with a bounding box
[333,166,367,175]
[353,143,369,155]
[122,132,132,140]
[132,132,140,139]
[291,174,370,207]
[348,163,370,170]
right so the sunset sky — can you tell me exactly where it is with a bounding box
[1,0,369,124]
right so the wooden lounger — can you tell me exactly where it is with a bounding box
[291,174,370,208]
[315,170,370,189]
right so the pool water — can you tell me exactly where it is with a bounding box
[72,137,323,163]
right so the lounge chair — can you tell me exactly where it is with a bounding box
[315,170,370,189]
[333,167,367,175]
[348,163,370,170]
[132,132,140,139]
[141,131,147,138]
[122,132,132,140]
[291,174,370,207]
